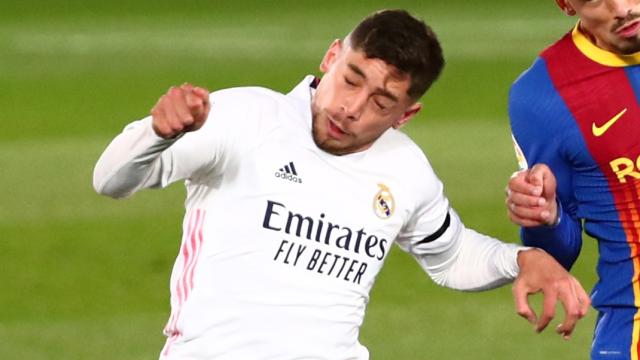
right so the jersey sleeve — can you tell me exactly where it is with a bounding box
[508,58,583,270]
[396,155,523,292]
[93,89,256,198]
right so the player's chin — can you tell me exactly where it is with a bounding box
[316,141,341,155]
[613,36,640,54]
[314,138,351,156]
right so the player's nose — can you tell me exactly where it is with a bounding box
[340,93,367,121]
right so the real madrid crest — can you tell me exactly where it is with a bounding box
[373,183,395,219]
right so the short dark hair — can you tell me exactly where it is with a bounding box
[348,9,444,100]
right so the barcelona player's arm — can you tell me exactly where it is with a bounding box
[506,63,583,270]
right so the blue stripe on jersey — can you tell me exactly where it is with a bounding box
[510,57,637,308]
[510,57,586,269]
[626,66,640,105]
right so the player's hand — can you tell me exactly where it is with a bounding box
[506,164,558,227]
[512,248,590,340]
[151,83,211,139]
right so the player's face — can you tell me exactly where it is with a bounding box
[558,0,640,54]
[311,40,421,156]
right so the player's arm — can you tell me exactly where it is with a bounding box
[405,207,589,339]
[397,170,589,338]
[397,166,520,291]
[93,84,211,198]
[507,74,583,270]
[507,164,582,270]
[407,208,522,291]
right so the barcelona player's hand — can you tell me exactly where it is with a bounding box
[506,164,558,227]
[513,248,591,340]
[151,83,211,139]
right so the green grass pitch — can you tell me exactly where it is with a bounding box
[0,1,597,359]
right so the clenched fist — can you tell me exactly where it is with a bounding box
[151,83,211,139]
[506,164,559,227]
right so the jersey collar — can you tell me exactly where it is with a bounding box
[572,22,640,67]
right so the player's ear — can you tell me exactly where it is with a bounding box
[320,39,343,73]
[555,0,576,16]
[392,103,421,129]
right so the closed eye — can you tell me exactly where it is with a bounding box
[374,101,386,110]
[344,76,357,86]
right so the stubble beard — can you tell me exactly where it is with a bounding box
[611,13,640,54]
[310,104,353,156]
[616,39,640,55]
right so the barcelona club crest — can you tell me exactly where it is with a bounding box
[373,183,395,219]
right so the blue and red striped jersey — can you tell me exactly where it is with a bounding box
[510,25,640,310]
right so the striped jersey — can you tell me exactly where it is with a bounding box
[509,25,640,309]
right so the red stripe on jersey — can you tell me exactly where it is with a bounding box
[163,211,193,338]
[163,209,206,350]
[543,33,640,359]
[631,182,640,360]
[543,34,640,239]
[166,211,197,334]
[182,210,205,301]
[189,216,205,290]
[161,333,181,357]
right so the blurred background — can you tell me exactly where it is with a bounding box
[0,1,596,359]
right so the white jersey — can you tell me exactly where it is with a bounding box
[93,76,523,360]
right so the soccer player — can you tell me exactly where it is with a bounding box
[505,0,640,359]
[94,9,589,360]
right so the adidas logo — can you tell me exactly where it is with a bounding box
[274,161,302,184]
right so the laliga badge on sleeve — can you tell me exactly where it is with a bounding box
[512,134,529,170]
[373,183,395,219]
